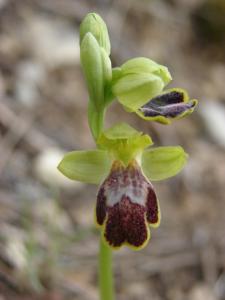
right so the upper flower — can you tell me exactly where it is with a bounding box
[111,58,198,124]
[79,13,198,139]
[58,123,187,250]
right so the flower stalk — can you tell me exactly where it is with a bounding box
[99,238,114,300]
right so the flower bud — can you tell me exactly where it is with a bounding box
[80,13,111,55]
[80,32,104,109]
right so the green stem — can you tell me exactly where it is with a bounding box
[88,101,105,141]
[99,237,114,300]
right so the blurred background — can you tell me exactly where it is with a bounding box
[0,0,225,299]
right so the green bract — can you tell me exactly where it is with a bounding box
[80,13,111,55]
[58,123,188,185]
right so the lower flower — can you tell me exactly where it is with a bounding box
[96,159,160,250]
[58,123,188,250]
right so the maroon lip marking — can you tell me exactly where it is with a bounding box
[105,195,148,248]
[96,187,107,225]
[146,187,158,224]
[96,159,160,248]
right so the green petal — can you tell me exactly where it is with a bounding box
[58,150,112,184]
[142,146,188,181]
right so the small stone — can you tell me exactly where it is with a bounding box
[15,60,46,107]
[188,284,217,300]
[199,100,225,149]
[22,15,80,68]
[34,147,84,190]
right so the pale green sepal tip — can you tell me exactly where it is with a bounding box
[121,57,161,73]
[57,150,112,185]
[80,32,104,109]
[142,146,188,181]
[101,122,142,140]
[155,65,172,86]
[80,13,111,55]
[121,57,172,85]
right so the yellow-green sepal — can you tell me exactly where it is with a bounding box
[111,57,172,111]
[80,13,111,55]
[120,57,172,85]
[58,149,112,184]
[142,146,188,181]
[98,122,153,166]
[113,73,164,111]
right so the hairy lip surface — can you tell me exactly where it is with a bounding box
[96,160,159,248]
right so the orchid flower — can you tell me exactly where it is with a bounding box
[111,58,198,124]
[58,123,187,250]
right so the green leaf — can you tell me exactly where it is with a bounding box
[58,150,112,184]
[80,33,104,109]
[80,13,111,55]
[142,146,188,181]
